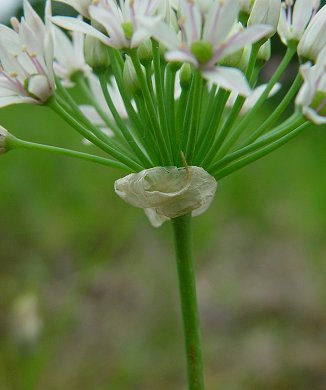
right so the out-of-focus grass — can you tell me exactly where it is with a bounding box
[1,98,326,390]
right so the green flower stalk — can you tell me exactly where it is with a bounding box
[1,0,326,389]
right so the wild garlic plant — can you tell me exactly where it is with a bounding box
[1,0,326,388]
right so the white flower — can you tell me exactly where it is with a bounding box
[248,0,281,37]
[141,0,272,96]
[52,0,163,49]
[0,0,55,108]
[277,0,320,45]
[296,47,326,124]
[114,166,217,227]
[297,5,326,61]
[53,23,91,87]
[80,73,130,143]
[226,82,281,114]
[53,0,93,18]
[0,125,8,154]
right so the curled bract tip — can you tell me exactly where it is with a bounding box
[114,166,217,227]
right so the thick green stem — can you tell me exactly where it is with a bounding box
[172,213,205,390]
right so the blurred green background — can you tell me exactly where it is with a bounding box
[1,1,326,389]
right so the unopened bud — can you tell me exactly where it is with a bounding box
[84,35,110,73]
[0,126,9,155]
[298,6,326,61]
[179,63,193,89]
[123,56,140,95]
[137,40,153,66]
[257,39,271,62]
[248,0,281,37]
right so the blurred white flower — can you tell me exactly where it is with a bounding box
[80,73,129,143]
[297,5,326,61]
[52,0,164,49]
[141,0,272,96]
[226,82,281,114]
[53,23,91,87]
[115,166,217,227]
[0,0,22,22]
[296,47,326,124]
[248,0,281,37]
[277,0,320,45]
[10,293,43,347]
[0,0,55,107]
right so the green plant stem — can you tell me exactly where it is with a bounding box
[213,122,310,180]
[166,64,178,163]
[172,213,205,390]
[186,71,203,164]
[209,113,304,173]
[48,98,143,171]
[129,45,171,165]
[8,136,131,171]
[97,72,153,168]
[215,45,297,159]
[200,42,262,167]
[244,72,302,145]
[75,74,121,136]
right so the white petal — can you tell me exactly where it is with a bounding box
[213,25,273,63]
[27,74,51,101]
[0,96,36,108]
[203,66,251,96]
[140,16,179,50]
[293,0,313,37]
[51,16,111,46]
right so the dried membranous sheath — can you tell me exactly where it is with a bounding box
[114,167,217,227]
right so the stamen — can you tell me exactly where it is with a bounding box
[10,17,20,32]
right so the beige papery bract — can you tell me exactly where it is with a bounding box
[115,167,218,227]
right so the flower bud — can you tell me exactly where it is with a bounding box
[257,39,271,62]
[137,40,153,66]
[297,5,326,61]
[84,35,110,73]
[0,126,9,155]
[248,0,281,37]
[123,56,141,95]
[179,63,193,89]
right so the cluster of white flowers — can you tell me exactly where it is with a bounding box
[0,0,326,225]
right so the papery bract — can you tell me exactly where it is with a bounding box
[114,166,217,227]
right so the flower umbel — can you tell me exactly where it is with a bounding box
[0,0,55,107]
[141,0,273,95]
